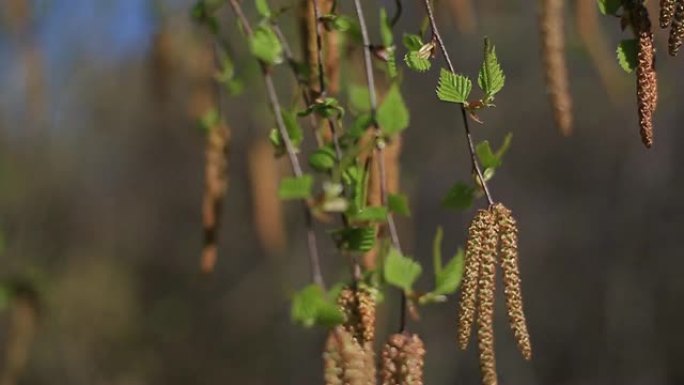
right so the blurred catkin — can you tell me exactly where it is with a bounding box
[380,333,425,385]
[668,0,684,55]
[493,204,532,360]
[338,286,377,344]
[661,0,676,27]
[324,327,376,385]
[457,209,490,349]
[539,0,573,136]
[636,4,657,148]
[200,118,231,273]
[477,208,499,385]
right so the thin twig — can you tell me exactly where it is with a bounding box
[353,0,406,332]
[228,0,325,288]
[422,0,495,206]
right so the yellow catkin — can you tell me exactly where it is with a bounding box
[324,327,375,385]
[457,209,491,350]
[668,0,684,55]
[636,4,657,148]
[338,286,377,344]
[380,333,425,385]
[200,119,230,274]
[493,204,532,361]
[661,0,676,28]
[539,0,573,136]
[476,208,499,385]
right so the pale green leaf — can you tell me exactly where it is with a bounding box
[404,51,431,72]
[384,247,422,292]
[597,0,622,15]
[477,37,505,102]
[436,68,471,104]
[434,248,464,295]
[379,8,393,47]
[255,0,271,18]
[432,226,444,276]
[403,34,423,51]
[350,206,388,222]
[249,25,283,65]
[278,175,313,200]
[388,193,411,216]
[290,284,344,328]
[348,84,371,112]
[378,84,410,134]
[309,147,336,172]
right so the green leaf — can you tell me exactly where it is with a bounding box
[348,84,371,112]
[477,37,505,102]
[337,226,376,252]
[377,84,410,134]
[299,97,345,118]
[388,193,411,216]
[616,39,638,73]
[379,8,394,47]
[404,51,431,72]
[442,182,475,210]
[597,0,622,15]
[309,147,337,172]
[281,109,304,147]
[350,206,388,222]
[384,247,422,292]
[436,68,472,104]
[199,108,220,132]
[278,175,313,200]
[434,248,464,295]
[291,284,344,328]
[249,25,283,65]
[432,226,444,276]
[386,48,398,79]
[403,34,423,51]
[496,132,513,159]
[349,113,373,139]
[255,0,271,18]
[476,141,500,169]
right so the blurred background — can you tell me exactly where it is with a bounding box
[2,0,684,384]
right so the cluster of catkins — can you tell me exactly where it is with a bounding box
[458,203,532,385]
[661,0,684,55]
[324,286,425,385]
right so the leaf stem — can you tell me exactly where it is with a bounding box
[228,0,325,288]
[422,0,495,206]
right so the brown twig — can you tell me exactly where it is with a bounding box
[228,0,325,288]
[421,0,495,206]
[353,0,406,332]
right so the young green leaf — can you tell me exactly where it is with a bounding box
[442,182,475,210]
[432,226,444,276]
[404,51,431,72]
[378,84,410,134]
[290,284,344,328]
[476,141,500,170]
[255,0,271,18]
[249,25,283,65]
[309,147,337,172]
[388,193,411,216]
[199,108,220,132]
[278,175,313,200]
[496,132,513,159]
[350,206,388,222]
[403,34,424,51]
[616,39,638,73]
[436,68,472,104]
[384,247,422,292]
[597,0,622,15]
[478,37,505,102]
[348,84,371,112]
[434,248,464,295]
[337,226,376,252]
[379,8,394,47]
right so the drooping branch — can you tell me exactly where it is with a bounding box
[228,0,325,288]
[421,0,495,206]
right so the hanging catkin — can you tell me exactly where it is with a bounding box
[476,208,499,385]
[636,4,657,148]
[338,286,377,344]
[493,204,532,361]
[324,326,375,385]
[539,0,573,136]
[457,209,490,350]
[661,0,676,28]
[668,0,684,55]
[380,333,425,385]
